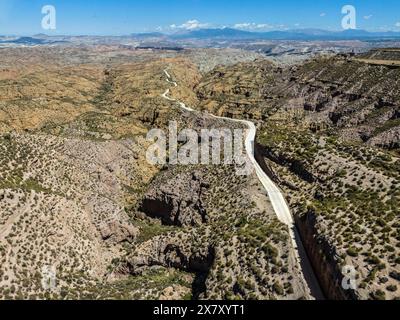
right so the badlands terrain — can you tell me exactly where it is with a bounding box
[0,43,399,300]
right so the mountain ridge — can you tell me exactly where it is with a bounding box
[147,27,400,40]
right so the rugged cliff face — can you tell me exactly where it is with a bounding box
[195,53,400,152]
[118,161,309,300]
[140,171,208,226]
[286,56,400,149]
[256,121,399,300]
[295,212,357,300]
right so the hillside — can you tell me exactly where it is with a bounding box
[0,46,308,300]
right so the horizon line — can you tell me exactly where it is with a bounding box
[3,27,400,38]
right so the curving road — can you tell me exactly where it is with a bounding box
[161,69,324,300]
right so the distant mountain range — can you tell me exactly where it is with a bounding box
[0,37,48,45]
[130,32,166,39]
[0,36,66,45]
[133,28,400,41]
[2,28,400,47]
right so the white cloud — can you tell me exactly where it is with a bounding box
[320,13,326,17]
[364,15,373,20]
[234,22,272,30]
[234,23,252,29]
[170,20,210,30]
[256,23,270,29]
[396,22,400,28]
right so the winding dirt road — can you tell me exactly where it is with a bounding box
[161,69,324,300]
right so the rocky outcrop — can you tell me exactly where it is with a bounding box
[99,220,138,244]
[295,212,358,300]
[117,233,215,275]
[140,171,209,226]
[368,126,400,149]
[256,143,316,184]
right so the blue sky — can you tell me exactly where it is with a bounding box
[0,0,400,35]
